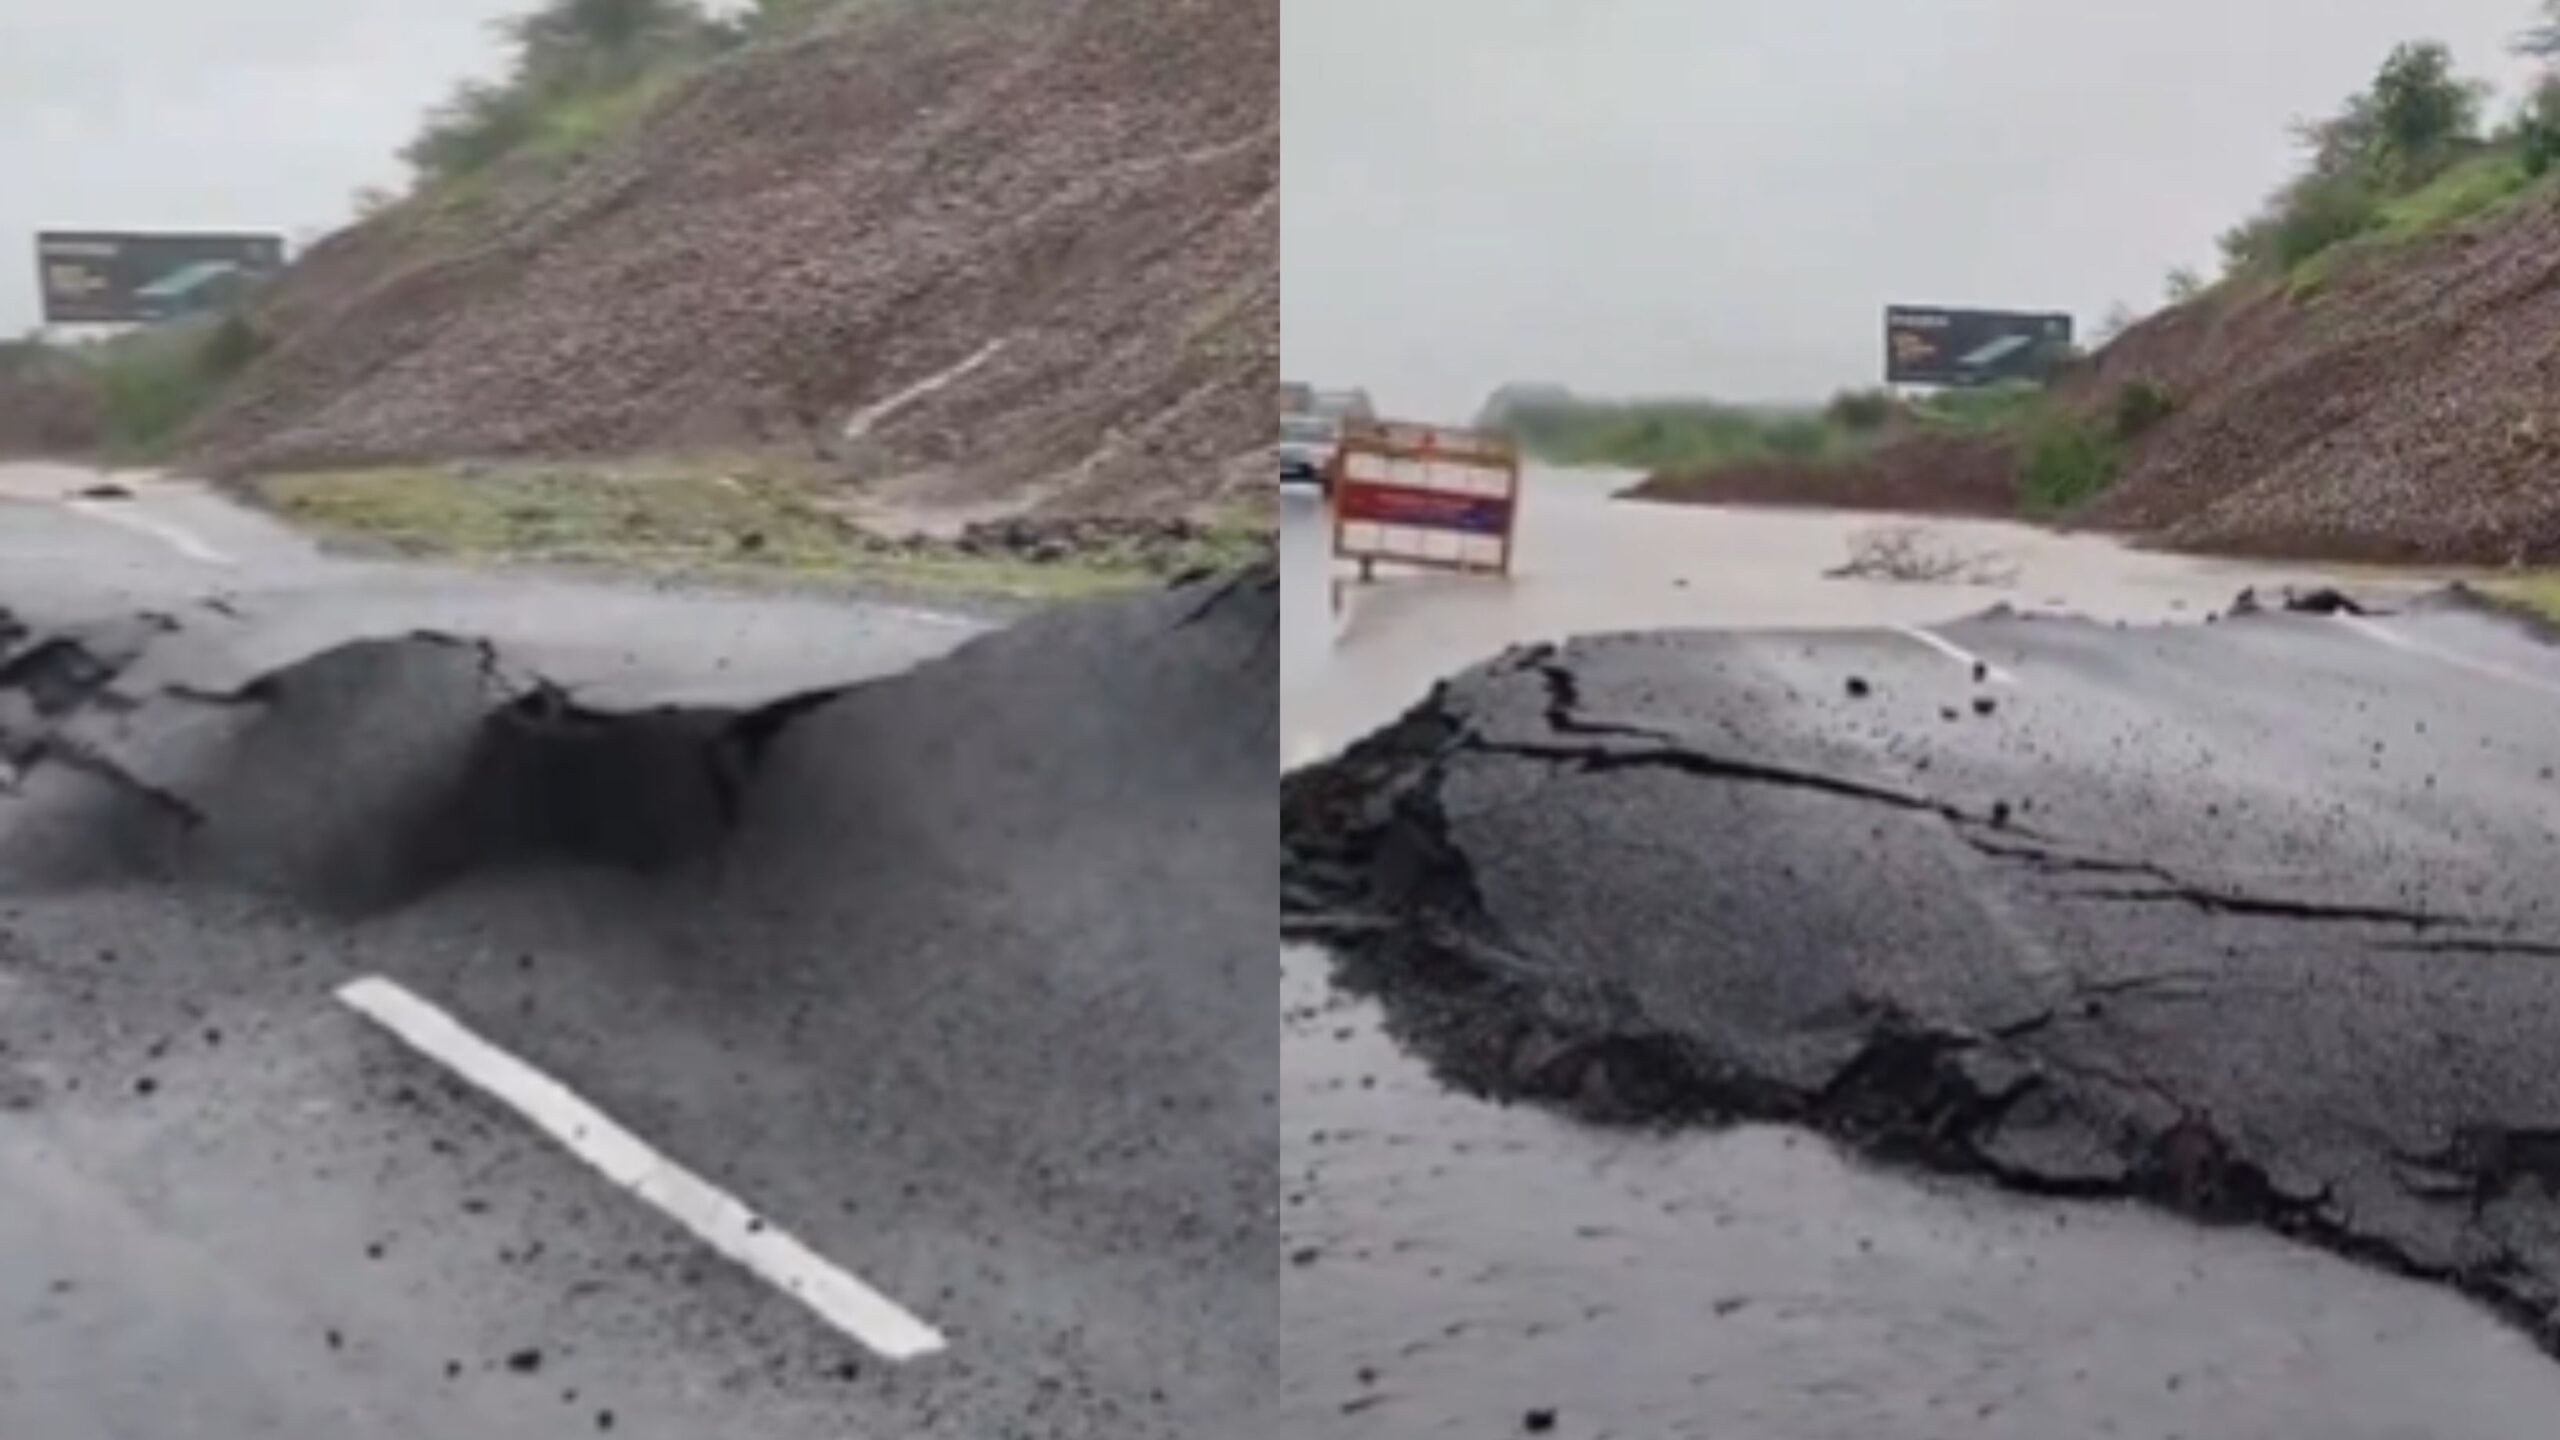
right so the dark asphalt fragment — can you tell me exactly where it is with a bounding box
[1283,613,2560,1360]
[2284,587,2373,617]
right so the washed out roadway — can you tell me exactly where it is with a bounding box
[0,467,1276,1439]
[1280,471,2560,1434]
[1287,598,2560,1346]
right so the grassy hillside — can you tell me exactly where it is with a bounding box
[1599,24,2560,536]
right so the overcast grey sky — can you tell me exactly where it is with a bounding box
[1283,0,2543,420]
[0,1,528,333]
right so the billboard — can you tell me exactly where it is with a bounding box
[1885,305,2074,387]
[35,231,288,324]
[1331,419,1520,579]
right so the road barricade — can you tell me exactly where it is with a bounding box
[1329,420,1520,583]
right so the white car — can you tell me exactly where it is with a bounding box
[1276,413,1340,490]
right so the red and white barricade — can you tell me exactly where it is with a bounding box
[1328,420,1520,582]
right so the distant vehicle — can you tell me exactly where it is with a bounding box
[1277,412,1340,489]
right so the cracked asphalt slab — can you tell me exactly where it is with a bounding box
[1290,525,2560,1424]
[0,473,1276,1437]
[1280,477,2560,1433]
[1284,589,2560,1406]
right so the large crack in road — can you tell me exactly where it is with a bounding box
[0,565,1277,1437]
[1283,607,2560,1361]
[4,568,1266,906]
[0,619,876,910]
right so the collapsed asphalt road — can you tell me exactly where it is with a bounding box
[1284,592,2560,1359]
[0,556,1275,1437]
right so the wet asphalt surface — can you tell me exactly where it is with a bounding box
[0,466,1276,1438]
[1279,474,2560,1437]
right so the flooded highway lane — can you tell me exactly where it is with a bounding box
[1280,472,2560,1433]
[1277,468,2413,761]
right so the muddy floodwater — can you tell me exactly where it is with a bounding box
[1279,468,2432,759]
[1278,472,2560,1435]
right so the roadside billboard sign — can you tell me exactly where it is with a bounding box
[1331,419,1520,579]
[34,231,289,325]
[1884,305,2074,387]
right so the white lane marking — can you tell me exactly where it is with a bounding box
[2339,615,2560,701]
[65,498,236,566]
[861,602,981,632]
[336,976,947,1362]
[1892,624,2015,685]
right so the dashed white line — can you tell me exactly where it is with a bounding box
[2338,614,2560,700]
[335,976,947,1362]
[65,499,236,567]
[1892,624,2015,685]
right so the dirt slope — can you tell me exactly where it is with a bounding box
[182,0,1276,517]
[2072,184,2560,563]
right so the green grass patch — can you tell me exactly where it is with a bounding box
[2289,148,2539,297]
[248,461,1263,601]
[2489,573,2560,622]
[522,71,684,174]
[2374,148,2534,237]
[83,313,268,460]
[2015,409,2121,516]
